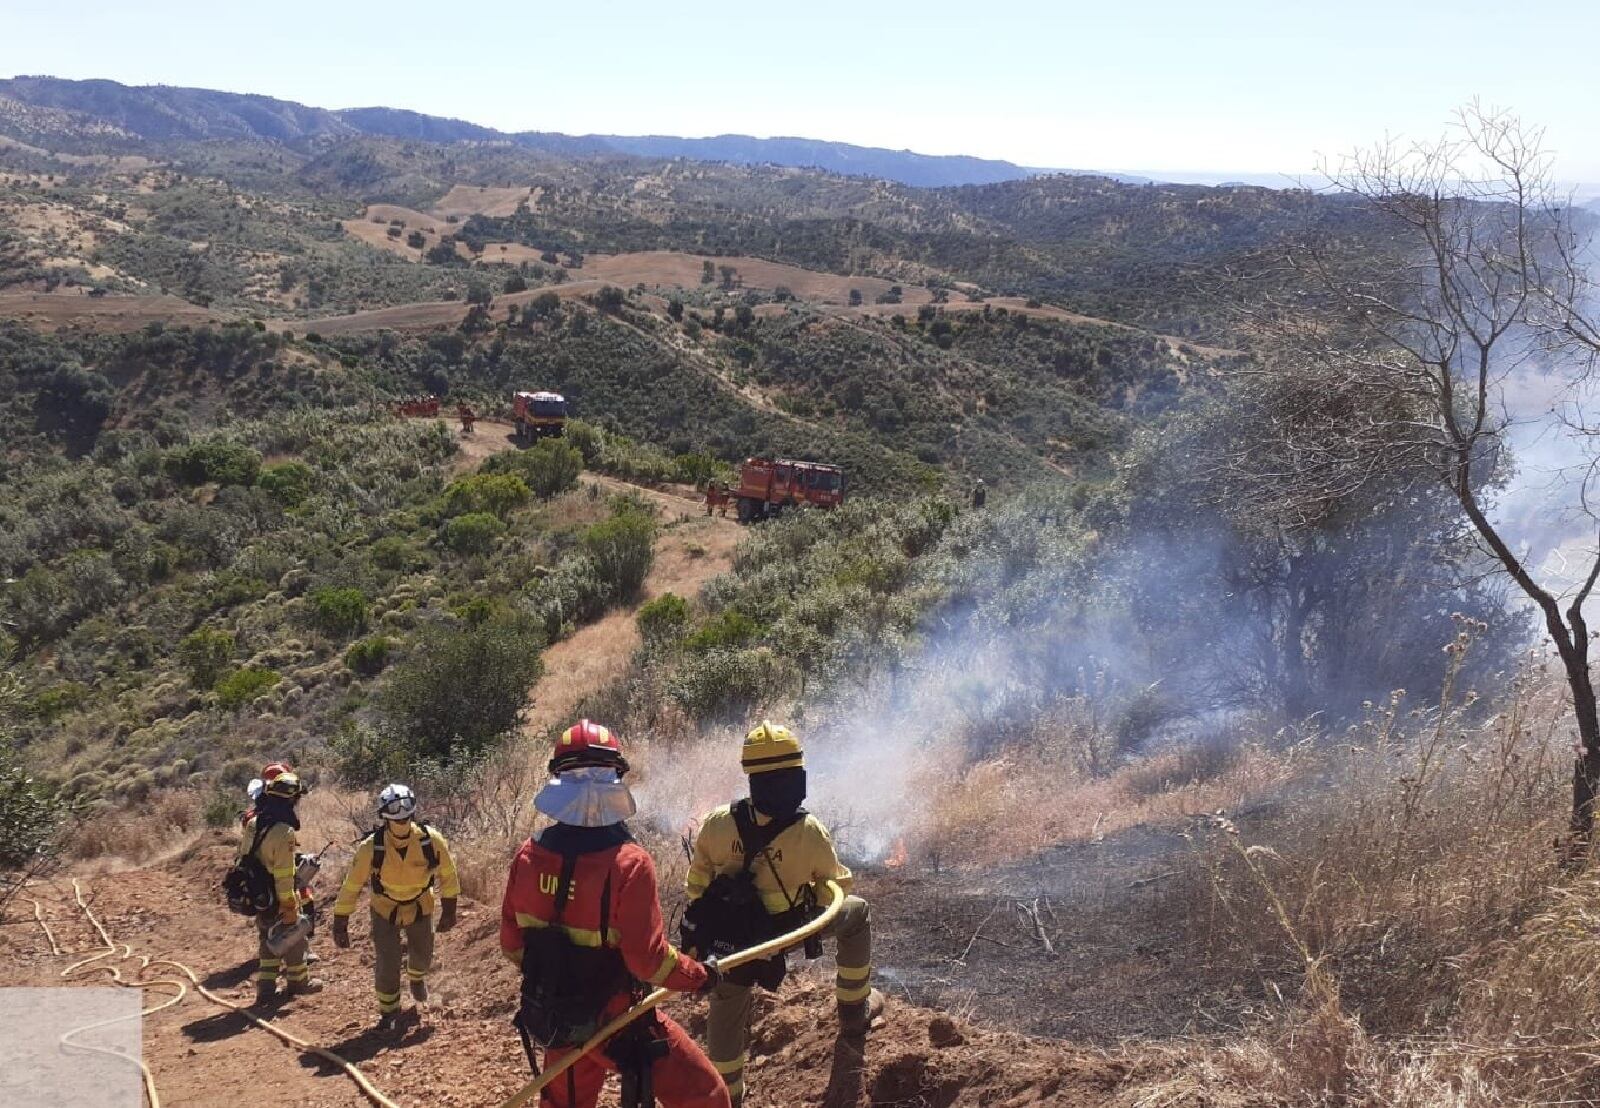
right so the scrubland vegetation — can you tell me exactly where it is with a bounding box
[7,85,1600,1106]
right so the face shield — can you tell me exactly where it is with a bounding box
[534,766,638,827]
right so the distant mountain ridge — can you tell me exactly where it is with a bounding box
[0,75,1036,187]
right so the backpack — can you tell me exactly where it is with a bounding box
[679,800,810,989]
[222,819,278,916]
[513,848,632,1057]
[367,822,440,912]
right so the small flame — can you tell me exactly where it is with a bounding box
[885,837,908,869]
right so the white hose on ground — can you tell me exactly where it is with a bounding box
[30,879,403,1108]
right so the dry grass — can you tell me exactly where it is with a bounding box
[65,789,206,867]
[0,290,219,332]
[1153,631,1587,1104]
[430,185,530,219]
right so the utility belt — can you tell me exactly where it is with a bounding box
[372,888,431,925]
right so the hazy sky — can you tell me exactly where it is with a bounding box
[4,0,1598,180]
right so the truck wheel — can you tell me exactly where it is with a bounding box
[736,498,757,524]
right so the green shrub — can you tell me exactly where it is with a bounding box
[525,554,608,639]
[344,635,393,676]
[0,743,67,868]
[443,511,506,555]
[178,628,235,689]
[370,536,414,571]
[310,587,368,637]
[513,438,583,501]
[668,647,789,717]
[450,596,499,625]
[637,593,689,648]
[163,440,263,486]
[257,460,317,506]
[672,453,724,488]
[202,789,241,828]
[375,614,544,760]
[214,666,280,710]
[329,719,415,784]
[31,682,91,721]
[582,507,656,604]
[563,420,603,466]
[683,609,761,653]
[440,473,530,519]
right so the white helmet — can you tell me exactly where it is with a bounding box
[377,783,417,822]
[246,778,264,802]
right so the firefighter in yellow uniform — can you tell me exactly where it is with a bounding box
[685,723,882,1106]
[239,772,322,1005]
[331,784,461,1029]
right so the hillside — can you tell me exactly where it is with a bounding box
[0,76,1032,187]
[0,75,1394,340]
[11,75,1600,1108]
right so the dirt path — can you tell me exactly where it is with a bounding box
[521,474,741,737]
[1,839,1179,1108]
[427,418,744,737]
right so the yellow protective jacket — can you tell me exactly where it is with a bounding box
[333,820,460,926]
[687,804,853,915]
[238,816,299,917]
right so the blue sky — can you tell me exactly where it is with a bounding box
[4,0,1597,180]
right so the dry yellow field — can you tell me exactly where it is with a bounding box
[430,184,531,218]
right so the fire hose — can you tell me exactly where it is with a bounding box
[497,878,847,1108]
[32,879,402,1108]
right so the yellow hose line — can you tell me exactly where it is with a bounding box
[32,880,403,1108]
[498,879,847,1108]
[31,886,179,1108]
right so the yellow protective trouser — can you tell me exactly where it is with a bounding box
[255,911,309,985]
[371,907,434,1013]
[706,894,871,1103]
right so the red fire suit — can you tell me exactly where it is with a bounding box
[500,824,730,1108]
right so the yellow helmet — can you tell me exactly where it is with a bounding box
[742,721,803,775]
[262,771,302,800]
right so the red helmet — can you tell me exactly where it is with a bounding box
[262,762,293,781]
[550,720,628,776]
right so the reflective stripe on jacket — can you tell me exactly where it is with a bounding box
[333,821,460,925]
[686,805,853,915]
[498,828,707,995]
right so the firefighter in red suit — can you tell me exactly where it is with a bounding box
[500,720,730,1108]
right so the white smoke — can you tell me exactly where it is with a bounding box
[1488,220,1600,609]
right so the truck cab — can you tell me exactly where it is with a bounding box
[512,390,567,442]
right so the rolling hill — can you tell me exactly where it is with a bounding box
[0,76,1034,186]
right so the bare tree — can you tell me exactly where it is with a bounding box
[1245,104,1600,839]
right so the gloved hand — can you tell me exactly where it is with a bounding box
[332,914,350,949]
[437,897,458,933]
[278,900,300,927]
[696,956,721,996]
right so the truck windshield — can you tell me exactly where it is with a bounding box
[531,399,566,418]
[811,471,842,491]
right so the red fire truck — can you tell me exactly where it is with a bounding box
[711,457,847,523]
[511,390,568,443]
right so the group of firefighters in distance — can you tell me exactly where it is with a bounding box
[235,719,881,1107]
